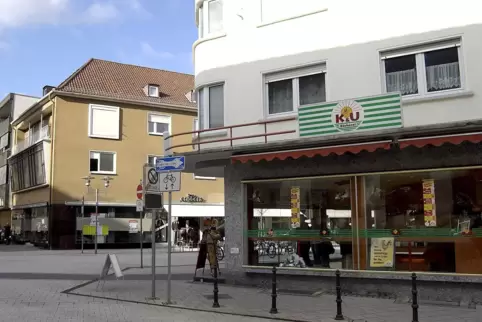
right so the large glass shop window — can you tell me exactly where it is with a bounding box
[246,177,353,269]
[246,167,482,275]
[364,168,482,274]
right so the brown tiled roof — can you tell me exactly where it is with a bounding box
[56,58,195,108]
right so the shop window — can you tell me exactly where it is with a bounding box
[265,64,326,115]
[382,39,462,96]
[364,168,482,274]
[246,177,352,269]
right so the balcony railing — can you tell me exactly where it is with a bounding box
[13,125,50,154]
[165,116,296,153]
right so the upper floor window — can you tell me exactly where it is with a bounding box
[88,104,120,140]
[261,0,325,24]
[382,39,462,96]
[90,151,116,174]
[199,0,223,37]
[148,114,171,136]
[265,64,326,115]
[9,144,46,192]
[197,84,224,129]
[148,85,159,97]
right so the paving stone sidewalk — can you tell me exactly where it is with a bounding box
[69,269,481,322]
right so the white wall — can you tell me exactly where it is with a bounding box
[12,95,38,122]
[195,0,482,73]
[193,0,482,150]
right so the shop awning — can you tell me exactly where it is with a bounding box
[231,141,391,163]
[171,204,224,218]
[398,132,482,149]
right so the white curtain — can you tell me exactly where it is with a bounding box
[268,79,293,114]
[299,73,326,105]
[386,69,418,95]
[426,62,461,92]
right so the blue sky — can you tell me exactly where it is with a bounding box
[0,0,196,98]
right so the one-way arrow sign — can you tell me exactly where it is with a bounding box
[156,156,185,173]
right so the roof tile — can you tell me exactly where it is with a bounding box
[56,59,195,108]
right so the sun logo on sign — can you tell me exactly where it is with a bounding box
[331,99,364,132]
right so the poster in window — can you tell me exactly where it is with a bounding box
[129,220,139,233]
[369,237,394,268]
[422,179,436,227]
[290,187,300,228]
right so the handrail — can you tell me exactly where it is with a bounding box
[165,116,297,152]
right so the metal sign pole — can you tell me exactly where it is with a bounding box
[81,196,84,254]
[167,191,173,304]
[151,209,157,299]
[140,209,143,268]
[95,188,99,255]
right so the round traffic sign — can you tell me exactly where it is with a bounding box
[136,184,143,200]
[148,169,158,184]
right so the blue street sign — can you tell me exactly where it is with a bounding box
[156,156,185,173]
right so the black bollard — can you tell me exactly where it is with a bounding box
[270,265,278,314]
[213,267,220,308]
[411,273,419,322]
[334,270,344,320]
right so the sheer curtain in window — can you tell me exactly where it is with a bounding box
[299,73,326,105]
[386,69,418,95]
[268,79,293,114]
[426,62,460,92]
[208,0,223,34]
[209,85,224,128]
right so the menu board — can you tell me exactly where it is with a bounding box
[423,179,437,227]
[290,187,301,228]
[369,237,395,268]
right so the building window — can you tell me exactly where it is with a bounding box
[148,85,159,97]
[89,151,116,174]
[265,64,326,115]
[382,40,462,96]
[148,155,163,167]
[148,114,171,135]
[208,0,223,34]
[9,144,46,192]
[197,84,224,129]
[88,104,120,139]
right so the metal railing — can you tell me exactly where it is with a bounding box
[164,116,297,153]
[13,125,50,154]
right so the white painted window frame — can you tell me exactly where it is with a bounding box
[88,104,120,140]
[202,0,224,36]
[89,150,117,175]
[197,83,225,129]
[264,64,327,117]
[380,39,465,98]
[147,113,171,136]
[148,85,159,97]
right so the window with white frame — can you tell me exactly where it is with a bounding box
[148,114,171,135]
[148,155,163,167]
[382,40,462,96]
[261,0,325,23]
[199,0,223,37]
[148,85,159,97]
[265,64,326,115]
[88,104,120,139]
[89,151,116,174]
[197,84,224,129]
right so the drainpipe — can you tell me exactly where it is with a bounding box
[47,93,55,250]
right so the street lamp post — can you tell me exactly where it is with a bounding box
[82,176,113,255]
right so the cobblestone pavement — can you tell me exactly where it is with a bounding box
[0,279,281,322]
[70,268,482,322]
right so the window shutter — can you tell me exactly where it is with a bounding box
[90,105,120,139]
[264,64,326,83]
[148,114,170,124]
[381,39,461,60]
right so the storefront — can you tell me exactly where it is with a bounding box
[222,133,482,302]
[11,203,49,247]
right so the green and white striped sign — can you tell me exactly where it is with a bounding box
[298,93,402,137]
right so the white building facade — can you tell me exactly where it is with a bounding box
[174,0,482,301]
